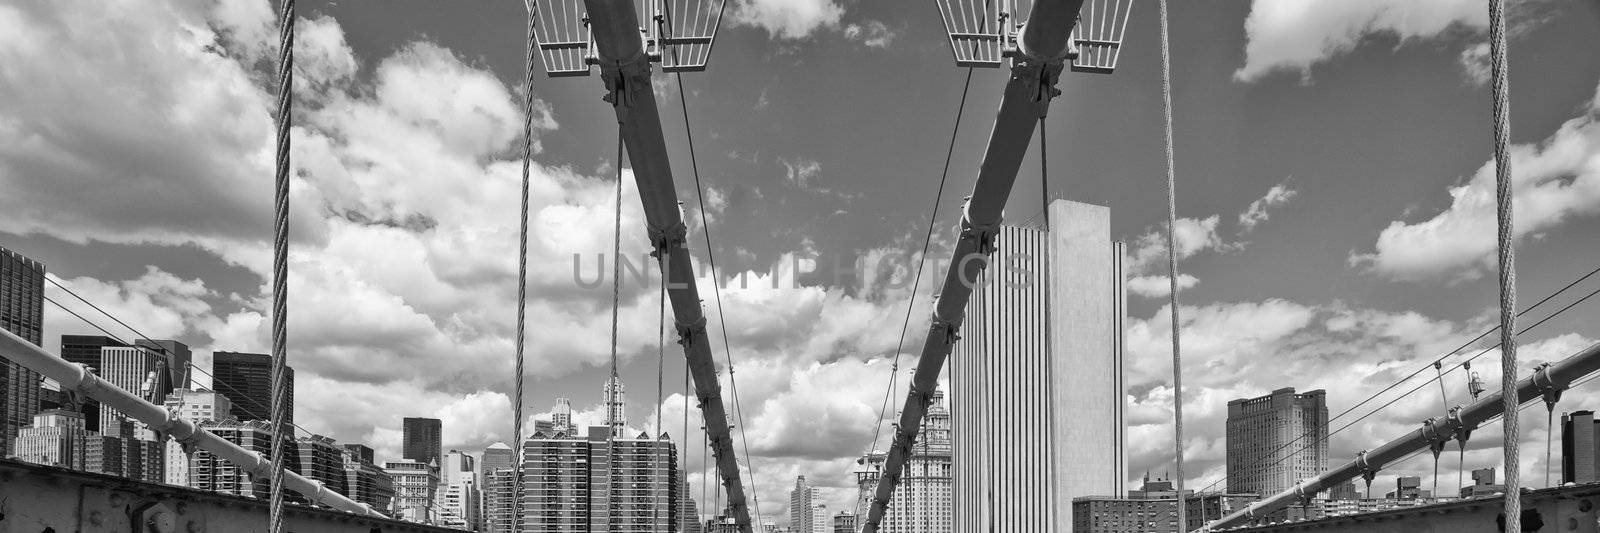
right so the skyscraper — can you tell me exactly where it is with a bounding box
[1,245,45,455]
[857,389,952,533]
[1226,387,1329,497]
[98,346,168,437]
[553,397,574,433]
[439,449,481,530]
[162,388,233,486]
[951,200,1127,531]
[403,417,443,465]
[480,442,518,533]
[11,409,88,468]
[59,335,128,431]
[1562,410,1600,484]
[604,372,626,436]
[190,419,275,498]
[343,444,396,511]
[212,351,293,426]
[791,475,817,533]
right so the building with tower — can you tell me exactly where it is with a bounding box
[1226,387,1329,497]
[604,373,626,436]
[949,200,1127,531]
[857,388,953,533]
[212,351,293,426]
[791,475,817,533]
[1,245,45,455]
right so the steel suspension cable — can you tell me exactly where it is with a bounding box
[1157,0,1188,524]
[267,2,296,531]
[1488,0,1521,528]
[656,253,667,533]
[606,132,625,529]
[510,6,541,529]
[1038,114,1060,520]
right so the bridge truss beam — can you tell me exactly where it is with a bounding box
[582,0,753,530]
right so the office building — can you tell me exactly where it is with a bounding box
[1226,388,1329,497]
[950,200,1127,531]
[439,479,481,530]
[832,512,857,533]
[190,420,275,498]
[1385,476,1429,500]
[403,416,442,466]
[482,441,516,474]
[1563,410,1600,483]
[387,459,441,523]
[553,398,574,434]
[59,335,130,431]
[811,504,830,533]
[483,466,520,533]
[162,388,233,486]
[1,245,45,455]
[1071,475,1257,533]
[212,351,292,426]
[682,488,702,533]
[442,448,476,486]
[1460,468,1506,498]
[343,444,396,512]
[520,425,679,533]
[604,372,626,436]
[134,339,191,395]
[98,346,169,438]
[792,475,818,533]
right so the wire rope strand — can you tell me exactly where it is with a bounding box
[606,131,625,530]
[1157,0,1187,525]
[1488,0,1520,528]
[267,2,295,531]
[511,6,541,529]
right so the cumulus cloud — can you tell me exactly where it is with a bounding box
[1234,0,1485,82]
[843,20,898,48]
[1127,273,1199,299]
[1352,80,1600,282]
[1126,215,1227,276]
[728,0,846,41]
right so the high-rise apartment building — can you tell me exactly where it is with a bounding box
[520,425,679,533]
[951,200,1127,532]
[857,389,953,533]
[212,351,292,426]
[483,466,520,533]
[1563,410,1600,484]
[343,444,396,511]
[190,420,275,498]
[297,434,349,498]
[812,504,830,533]
[11,409,88,468]
[1,245,45,455]
[386,459,442,523]
[603,372,626,436]
[832,512,857,533]
[403,416,443,466]
[439,449,480,530]
[59,335,128,431]
[1226,388,1329,497]
[162,388,233,486]
[791,475,818,533]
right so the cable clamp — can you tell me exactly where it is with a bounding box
[676,316,707,348]
[1532,362,1563,407]
[649,222,688,259]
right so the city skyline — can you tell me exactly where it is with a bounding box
[3,0,1600,523]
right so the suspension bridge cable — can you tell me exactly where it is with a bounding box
[510,6,542,529]
[1038,113,1061,520]
[655,244,668,533]
[1488,0,1521,527]
[266,2,296,531]
[1156,1,1188,524]
[1192,280,1600,495]
[659,6,764,521]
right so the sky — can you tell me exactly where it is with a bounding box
[2,0,1600,523]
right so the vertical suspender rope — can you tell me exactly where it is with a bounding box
[1157,2,1188,529]
[1488,0,1520,528]
[656,260,667,533]
[606,132,625,530]
[511,5,541,530]
[1038,115,1058,524]
[267,2,295,532]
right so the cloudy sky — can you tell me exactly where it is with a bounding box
[3,0,1600,522]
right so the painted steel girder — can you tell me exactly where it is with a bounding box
[583,0,753,531]
[861,1,1087,532]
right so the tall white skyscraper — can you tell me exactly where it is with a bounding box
[99,346,168,439]
[603,372,626,436]
[553,397,574,433]
[791,475,817,532]
[162,388,232,487]
[951,199,1127,531]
